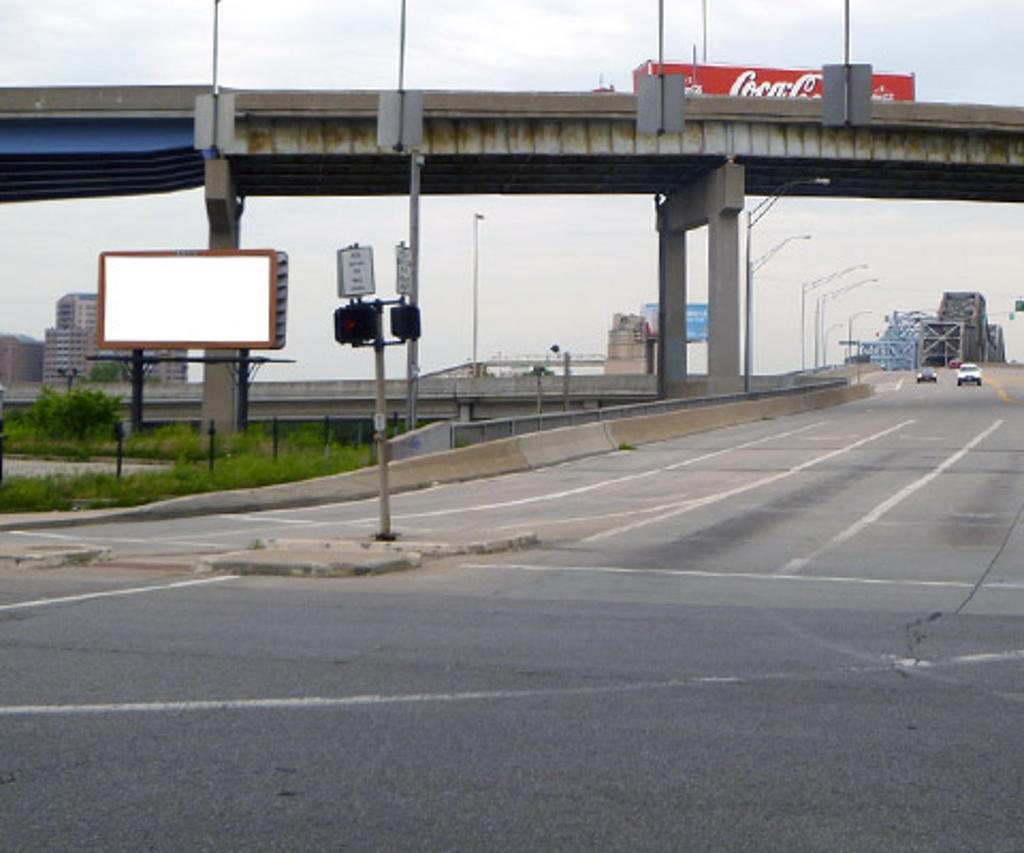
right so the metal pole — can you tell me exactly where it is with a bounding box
[744,211,753,393]
[472,213,483,375]
[702,0,708,63]
[115,421,124,479]
[658,0,665,135]
[212,0,221,152]
[801,284,807,372]
[373,312,394,540]
[844,0,851,66]
[562,351,571,412]
[405,152,423,430]
[398,0,407,92]
[814,296,822,368]
[844,0,852,124]
[130,349,144,433]
[236,348,249,432]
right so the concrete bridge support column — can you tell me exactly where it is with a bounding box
[202,158,241,432]
[656,197,687,399]
[662,162,745,395]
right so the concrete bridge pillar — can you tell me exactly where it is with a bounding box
[661,162,745,395]
[656,198,687,399]
[202,157,241,432]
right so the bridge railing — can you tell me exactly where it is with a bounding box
[449,380,848,448]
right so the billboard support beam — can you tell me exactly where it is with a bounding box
[130,349,144,433]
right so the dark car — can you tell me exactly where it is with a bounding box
[916,367,938,383]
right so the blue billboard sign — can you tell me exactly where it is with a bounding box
[643,302,709,342]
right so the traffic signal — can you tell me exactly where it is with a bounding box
[334,302,378,345]
[390,304,421,342]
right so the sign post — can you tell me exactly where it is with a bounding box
[373,314,393,541]
[335,245,421,542]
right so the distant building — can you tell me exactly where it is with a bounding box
[0,334,44,383]
[605,313,652,375]
[43,294,99,384]
[42,293,187,385]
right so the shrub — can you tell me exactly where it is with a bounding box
[25,387,121,441]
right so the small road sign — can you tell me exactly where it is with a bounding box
[338,245,376,297]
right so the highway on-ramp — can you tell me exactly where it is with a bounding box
[3,368,1024,850]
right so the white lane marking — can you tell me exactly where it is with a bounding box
[0,576,239,613]
[893,649,1024,668]
[462,562,974,589]
[0,677,742,717]
[781,419,1004,575]
[5,530,227,548]
[583,420,915,544]
[216,421,832,531]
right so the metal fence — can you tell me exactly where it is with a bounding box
[451,380,848,447]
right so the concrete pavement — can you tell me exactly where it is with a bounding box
[0,381,871,576]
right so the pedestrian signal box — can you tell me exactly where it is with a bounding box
[390,304,421,342]
[334,303,378,345]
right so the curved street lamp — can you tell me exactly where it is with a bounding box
[745,178,830,392]
[816,277,878,367]
[800,264,868,371]
[823,322,845,366]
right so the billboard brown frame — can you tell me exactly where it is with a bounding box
[97,249,281,350]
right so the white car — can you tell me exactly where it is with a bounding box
[956,363,982,386]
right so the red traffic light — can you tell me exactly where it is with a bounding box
[334,303,378,345]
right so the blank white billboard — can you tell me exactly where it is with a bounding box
[98,251,281,349]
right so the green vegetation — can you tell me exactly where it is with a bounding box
[86,362,127,383]
[21,387,121,441]
[1,391,375,513]
[0,445,371,513]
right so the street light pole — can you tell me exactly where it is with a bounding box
[801,264,868,371]
[472,212,484,376]
[823,323,844,366]
[817,277,878,367]
[744,178,828,392]
[847,309,873,363]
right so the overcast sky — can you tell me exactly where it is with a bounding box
[3,1,1024,380]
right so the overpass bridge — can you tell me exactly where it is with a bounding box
[4,86,1024,425]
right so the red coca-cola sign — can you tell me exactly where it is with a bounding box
[633,61,915,102]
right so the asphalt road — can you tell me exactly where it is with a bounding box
[3,368,1024,851]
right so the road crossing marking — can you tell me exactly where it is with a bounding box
[463,562,974,589]
[0,576,238,613]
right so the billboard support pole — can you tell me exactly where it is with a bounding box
[236,349,250,431]
[130,349,145,433]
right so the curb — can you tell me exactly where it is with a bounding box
[193,533,539,579]
[0,545,113,570]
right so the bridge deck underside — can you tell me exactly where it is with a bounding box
[6,150,1024,203]
[0,149,205,203]
[227,153,1024,203]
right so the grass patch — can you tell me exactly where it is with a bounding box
[0,435,373,514]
